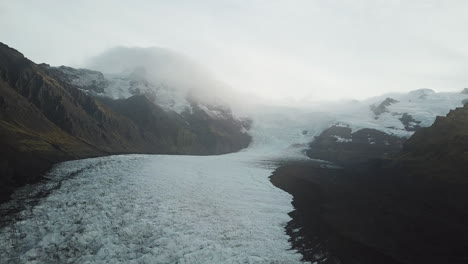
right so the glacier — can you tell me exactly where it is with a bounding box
[0,108,331,264]
[0,155,300,263]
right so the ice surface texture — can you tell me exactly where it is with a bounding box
[0,106,334,263]
[0,154,305,263]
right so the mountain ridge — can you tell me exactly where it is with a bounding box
[0,42,251,202]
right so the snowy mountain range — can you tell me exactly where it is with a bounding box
[44,46,238,118]
[324,88,468,138]
[305,88,468,165]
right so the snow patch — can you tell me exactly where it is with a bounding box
[333,135,352,143]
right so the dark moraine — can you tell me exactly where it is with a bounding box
[271,160,468,264]
[272,104,468,264]
[271,161,405,264]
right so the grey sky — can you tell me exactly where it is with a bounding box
[2,0,468,102]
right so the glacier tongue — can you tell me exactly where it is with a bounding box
[0,106,332,264]
[0,154,303,263]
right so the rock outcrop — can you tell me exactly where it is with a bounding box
[395,104,468,182]
[370,97,399,116]
[306,125,405,165]
[398,113,421,131]
[42,65,109,94]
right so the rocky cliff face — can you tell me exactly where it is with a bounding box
[0,42,251,202]
[400,104,468,177]
[370,97,399,116]
[307,125,405,165]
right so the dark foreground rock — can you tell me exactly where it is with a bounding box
[306,125,405,165]
[276,104,468,264]
[271,162,468,264]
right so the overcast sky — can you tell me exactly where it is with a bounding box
[2,0,468,102]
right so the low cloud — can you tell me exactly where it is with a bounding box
[2,1,468,103]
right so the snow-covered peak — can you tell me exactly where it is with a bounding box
[407,88,436,99]
[86,46,232,113]
[44,65,109,95]
[103,71,191,113]
[329,89,468,137]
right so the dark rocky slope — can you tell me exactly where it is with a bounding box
[99,95,251,155]
[0,42,250,202]
[43,65,109,94]
[307,125,405,165]
[306,96,428,166]
[396,105,468,182]
[370,97,399,116]
[272,104,468,264]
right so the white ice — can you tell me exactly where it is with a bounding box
[0,106,335,264]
